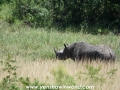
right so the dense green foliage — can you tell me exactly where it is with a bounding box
[12,0,50,27]
[0,0,120,33]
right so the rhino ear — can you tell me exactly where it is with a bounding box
[64,44,67,48]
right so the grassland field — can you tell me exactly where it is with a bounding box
[0,22,120,90]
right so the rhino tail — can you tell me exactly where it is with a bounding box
[109,53,112,58]
[108,47,116,61]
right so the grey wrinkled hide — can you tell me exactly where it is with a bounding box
[54,42,116,62]
[54,48,65,60]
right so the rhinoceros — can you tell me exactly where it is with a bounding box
[54,42,116,62]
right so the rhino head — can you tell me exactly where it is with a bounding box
[54,44,68,60]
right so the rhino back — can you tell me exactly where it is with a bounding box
[72,43,116,61]
[95,45,116,60]
[72,42,93,60]
[65,42,89,59]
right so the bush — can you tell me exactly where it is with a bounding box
[12,0,50,27]
[0,0,11,4]
[0,53,20,90]
[51,64,76,86]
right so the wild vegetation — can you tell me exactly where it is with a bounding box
[0,23,120,90]
[0,0,120,90]
[0,0,120,34]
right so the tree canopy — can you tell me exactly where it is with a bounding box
[1,0,120,33]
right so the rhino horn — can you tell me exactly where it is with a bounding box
[54,48,57,54]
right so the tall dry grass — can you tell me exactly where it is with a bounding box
[1,58,119,90]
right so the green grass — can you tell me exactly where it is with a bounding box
[0,22,120,61]
[0,22,120,90]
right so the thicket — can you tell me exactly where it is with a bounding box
[1,0,120,34]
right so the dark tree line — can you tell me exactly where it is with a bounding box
[50,0,120,33]
[1,0,120,33]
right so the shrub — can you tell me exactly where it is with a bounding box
[12,0,50,27]
[0,53,20,90]
[51,64,76,86]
